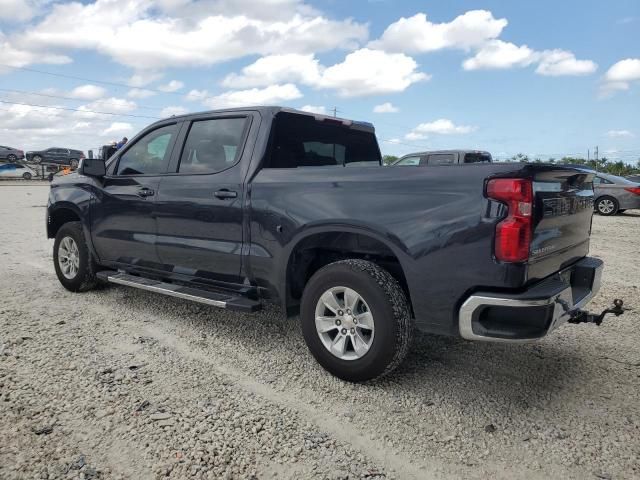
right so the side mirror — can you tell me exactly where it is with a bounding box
[81,158,106,178]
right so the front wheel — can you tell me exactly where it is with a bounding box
[7,154,17,161]
[31,155,42,164]
[596,196,619,216]
[53,221,99,292]
[300,259,412,382]
[22,172,32,180]
[69,159,79,169]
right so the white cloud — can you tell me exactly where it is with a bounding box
[75,97,137,119]
[203,84,303,108]
[128,71,164,87]
[601,58,640,96]
[158,80,185,92]
[127,88,156,99]
[318,49,429,97]
[606,130,634,138]
[406,119,476,140]
[370,10,507,53]
[101,122,134,137]
[463,41,596,76]
[299,105,327,114]
[0,0,44,22]
[462,40,537,70]
[0,31,71,68]
[373,102,399,113]
[222,48,427,97]
[185,89,210,102]
[68,84,106,100]
[535,50,597,76]
[222,54,322,88]
[160,106,189,117]
[6,0,368,70]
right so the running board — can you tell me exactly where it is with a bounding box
[96,271,261,313]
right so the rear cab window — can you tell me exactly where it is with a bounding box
[262,112,381,169]
[463,152,492,163]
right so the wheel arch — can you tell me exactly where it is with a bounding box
[282,226,412,317]
[47,203,84,239]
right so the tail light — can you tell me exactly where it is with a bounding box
[486,178,533,262]
[624,187,640,196]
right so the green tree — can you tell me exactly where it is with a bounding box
[382,155,398,166]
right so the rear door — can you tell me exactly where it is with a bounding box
[527,166,594,281]
[91,121,181,268]
[154,114,253,284]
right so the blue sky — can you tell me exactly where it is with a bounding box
[0,0,638,162]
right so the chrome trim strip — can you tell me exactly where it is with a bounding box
[105,274,228,308]
[459,261,603,343]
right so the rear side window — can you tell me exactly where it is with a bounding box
[178,118,247,174]
[427,154,455,165]
[117,124,177,175]
[264,112,381,168]
[464,152,492,163]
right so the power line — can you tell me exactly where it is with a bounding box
[0,99,160,120]
[0,88,165,111]
[0,63,183,97]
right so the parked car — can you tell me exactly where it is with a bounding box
[0,162,37,180]
[593,172,640,215]
[625,174,640,183]
[393,150,492,166]
[46,107,619,382]
[26,148,85,168]
[0,145,25,161]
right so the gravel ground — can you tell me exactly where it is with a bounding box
[1,184,638,480]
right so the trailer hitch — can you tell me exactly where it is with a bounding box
[568,299,625,326]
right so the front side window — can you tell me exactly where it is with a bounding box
[178,118,247,174]
[427,154,455,165]
[117,124,177,175]
[464,152,492,163]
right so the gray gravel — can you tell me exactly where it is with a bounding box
[1,185,639,480]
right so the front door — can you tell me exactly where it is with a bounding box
[155,115,250,284]
[90,122,180,269]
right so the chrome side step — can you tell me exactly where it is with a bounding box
[96,271,261,313]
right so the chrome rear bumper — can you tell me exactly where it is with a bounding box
[459,257,603,342]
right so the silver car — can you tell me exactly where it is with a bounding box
[593,172,640,215]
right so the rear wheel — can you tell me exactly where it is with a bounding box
[596,196,618,216]
[22,172,32,180]
[53,221,99,292]
[69,158,79,169]
[300,259,412,382]
[7,154,17,161]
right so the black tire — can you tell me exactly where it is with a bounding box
[22,172,32,180]
[7,154,17,161]
[595,196,619,216]
[32,155,42,164]
[618,209,626,214]
[300,259,412,382]
[48,173,55,182]
[69,159,79,169]
[53,221,99,292]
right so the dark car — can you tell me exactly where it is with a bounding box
[26,148,85,168]
[46,106,619,382]
[0,145,25,161]
[393,149,492,166]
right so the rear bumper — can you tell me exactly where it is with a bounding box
[459,257,603,342]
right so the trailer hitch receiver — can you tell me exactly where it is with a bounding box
[568,299,625,326]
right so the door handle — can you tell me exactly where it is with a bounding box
[137,187,155,198]
[214,189,238,199]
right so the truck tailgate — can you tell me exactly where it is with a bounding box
[528,166,594,282]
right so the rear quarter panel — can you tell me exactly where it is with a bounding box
[248,163,537,335]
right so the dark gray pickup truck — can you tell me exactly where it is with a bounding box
[46,107,623,381]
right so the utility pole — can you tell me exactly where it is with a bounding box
[587,149,590,162]
[331,107,338,118]
[594,146,599,171]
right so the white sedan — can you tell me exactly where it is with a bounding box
[0,162,37,180]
